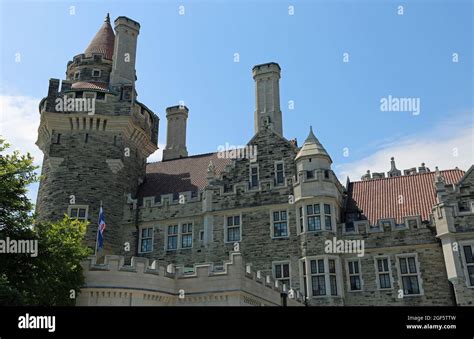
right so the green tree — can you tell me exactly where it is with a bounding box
[0,138,92,305]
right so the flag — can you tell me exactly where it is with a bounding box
[97,206,106,252]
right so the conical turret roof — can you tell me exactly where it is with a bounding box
[84,13,115,60]
[295,126,332,162]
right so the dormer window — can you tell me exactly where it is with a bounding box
[92,69,101,77]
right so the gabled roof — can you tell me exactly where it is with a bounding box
[346,169,465,225]
[84,14,115,60]
[295,126,331,162]
[139,153,232,198]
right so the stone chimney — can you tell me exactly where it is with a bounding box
[110,16,140,96]
[163,105,189,161]
[252,62,283,136]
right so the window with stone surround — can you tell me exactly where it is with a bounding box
[181,223,193,249]
[461,243,474,287]
[375,256,393,290]
[74,71,80,80]
[68,205,88,221]
[305,256,341,297]
[166,225,178,250]
[397,254,423,296]
[272,210,288,238]
[307,204,321,231]
[249,164,259,188]
[346,259,363,291]
[406,218,419,229]
[225,215,241,243]
[306,170,314,180]
[139,227,153,253]
[275,161,285,185]
[273,261,291,288]
[92,69,101,77]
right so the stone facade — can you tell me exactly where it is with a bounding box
[433,167,474,305]
[35,14,474,306]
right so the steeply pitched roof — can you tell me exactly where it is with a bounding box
[346,169,465,224]
[295,126,331,162]
[84,14,115,60]
[139,153,232,198]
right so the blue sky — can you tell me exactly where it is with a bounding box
[0,0,472,202]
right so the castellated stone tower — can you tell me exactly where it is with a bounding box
[35,14,159,254]
[162,105,188,161]
[253,62,283,137]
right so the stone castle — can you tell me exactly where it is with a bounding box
[35,15,474,306]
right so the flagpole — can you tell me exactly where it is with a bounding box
[94,200,102,257]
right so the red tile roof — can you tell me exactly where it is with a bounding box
[346,169,465,224]
[84,16,115,60]
[139,153,233,198]
[71,81,109,91]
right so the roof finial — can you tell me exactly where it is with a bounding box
[387,156,401,177]
[105,13,110,23]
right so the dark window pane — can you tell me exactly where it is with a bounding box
[310,260,317,274]
[70,208,78,218]
[324,204,331,214]
[281,211,287,221]
[354,261,359,274]
[273,212,280,221]
[275,265,282,278]
[463,246,474,263]
[467,266,474,286]
[350,276,361,290]
[318,260,325,273]
[408,257,417,273]
[78,208,86,218]
[307,205,313,215]
[328,259,336,273]
[330,275,337,296]
[348,261,354,274]
[325,216,332,230]
[283,264,290,278]
[314,204,320,214]
[234,216,240,225]
[402,276,420,295]
[400,258,408,274]
[312,276,326,296]
[227,216,233,226]
[379,273,391,289]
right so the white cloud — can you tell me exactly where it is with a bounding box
[0,95,43,166]
[335,113,474,182]
[0,95,43,204]
[147,144,165,163]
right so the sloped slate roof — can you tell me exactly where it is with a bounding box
[139,153,232,198]
[346,169,465,224]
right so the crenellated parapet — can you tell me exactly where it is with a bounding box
[78,251,304,306]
